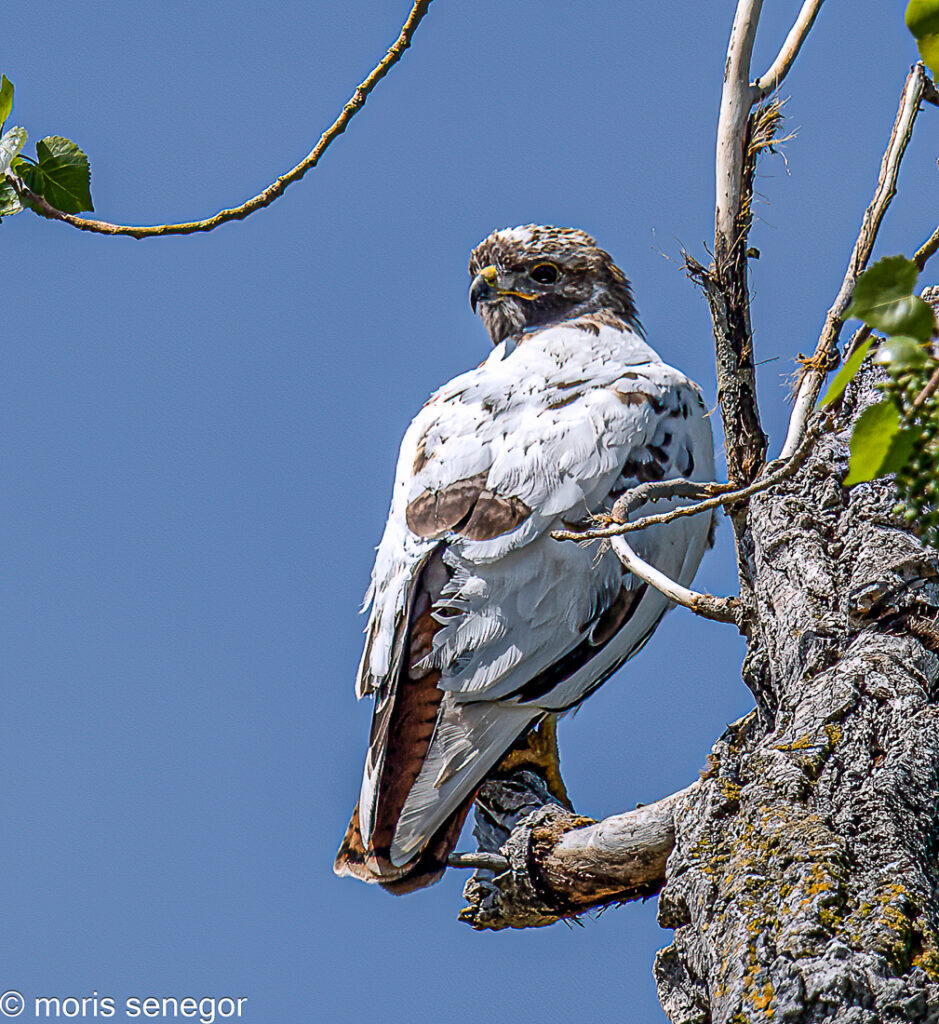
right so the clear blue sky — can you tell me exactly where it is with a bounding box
[2,3,933,1022]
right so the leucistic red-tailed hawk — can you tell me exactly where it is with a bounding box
[334,225,715,893]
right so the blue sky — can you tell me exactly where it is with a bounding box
[1,2,934,1022]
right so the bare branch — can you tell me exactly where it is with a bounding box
[915,223,939,272]
[6,0,433,239]
[551,414,827,544]
[458,784,696,930]
[608,478,734,522]
[702,0,825,489]
[752,0,826,100]
[611,536,740,624]
[545,784,696,900]
[715,0,764,253]
[780,63,927,459]
[704,96,782,487]
[448,852,509,872]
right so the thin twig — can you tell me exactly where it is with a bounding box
[752,0,826,100]
[610,537,739,624]
[841,324,873,364]
[6,1,433,239]
[609,478,735,522]
[780,63,927,459]
[911,367,939,414]
[915,224,939,272]
[448,852,509,872]
[551,416,827,545]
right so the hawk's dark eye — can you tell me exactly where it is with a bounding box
[530,263,559,285]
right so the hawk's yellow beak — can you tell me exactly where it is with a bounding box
[469,264,538,313]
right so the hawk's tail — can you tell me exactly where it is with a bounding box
[333,799,472,894]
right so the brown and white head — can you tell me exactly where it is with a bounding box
[468,224,641,345]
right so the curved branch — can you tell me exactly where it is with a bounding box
[611,536,740,624]
[752,0,825,100]
[780,63,928,458]
[551,414,827,544]
[7,0,433,239]
[915,223,939,272]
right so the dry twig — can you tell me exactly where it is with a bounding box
[915,224,939,272]
[611,538,740,624]
[780,63,928,458]
[752,0,826,100]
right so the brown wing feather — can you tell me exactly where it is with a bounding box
[335,550,475,890]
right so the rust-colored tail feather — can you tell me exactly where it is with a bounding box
[334,799,471,894]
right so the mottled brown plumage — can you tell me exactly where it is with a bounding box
[468,224,640,345]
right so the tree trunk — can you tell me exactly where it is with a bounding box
[656,363,939,1023]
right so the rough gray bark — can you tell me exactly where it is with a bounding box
[655,364,939,1023]
[460,361,939,1022]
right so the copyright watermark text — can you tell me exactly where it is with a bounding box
[0,992,246,1024]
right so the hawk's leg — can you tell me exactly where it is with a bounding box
[472,715,572,855]
[494,714,572,809]
[459,715,593,929]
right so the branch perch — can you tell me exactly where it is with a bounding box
[6,0,433,239]
[457,784,696,930]
[780,62,928,458]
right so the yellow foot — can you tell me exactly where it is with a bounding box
[496,715,572,810]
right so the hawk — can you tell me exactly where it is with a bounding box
[334,225,714,893]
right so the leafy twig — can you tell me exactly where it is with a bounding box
[6,1,433,239]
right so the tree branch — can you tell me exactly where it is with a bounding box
[716,0,764,254]
[780,62,928,459]
[915,223,939,272]
[607,478,735,522]
[457,783,697,930]
[611,536,740,624]
[448,852,509,872]
[6,0,433,239]
[550,414,827,544]
[751,0,826,100]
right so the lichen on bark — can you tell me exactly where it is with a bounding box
[656,363,939,1023]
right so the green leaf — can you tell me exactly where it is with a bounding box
[20,135,93,213]
[846,255,937,342]
[874,334,929,370]
[908,0,939,35]
[820,337,875,407]
[844,400,917,486]
[0,125,26,176]
[907,0,939,75]
[0,75,13,129]
[0,178,22,217]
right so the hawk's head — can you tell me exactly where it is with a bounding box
[468,225,641,345]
